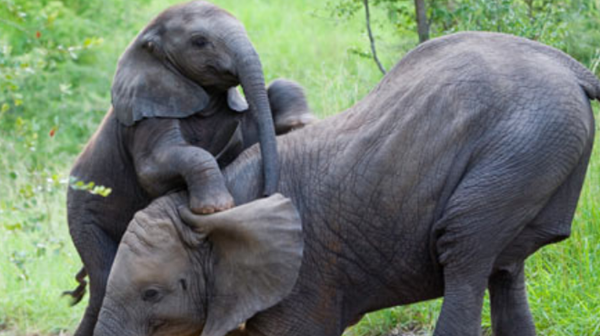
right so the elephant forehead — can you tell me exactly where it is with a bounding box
[161,1,235,25]
[116,222,189,281]
[110,242,189,289]
[121,216,182,256]
[113,194,191,284]
[181,1,235,19]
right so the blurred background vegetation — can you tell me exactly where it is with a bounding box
[0,0,598,335]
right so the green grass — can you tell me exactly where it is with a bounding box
[0,0,599,335]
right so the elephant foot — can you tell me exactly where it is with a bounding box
[189,189,235,214]
[275,113,317,135]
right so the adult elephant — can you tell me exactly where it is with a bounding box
[94,32,598,336]
[65,2,314,336]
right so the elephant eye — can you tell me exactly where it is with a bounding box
[180,278,187,291]
[193,37,210,49]
[142,288,161,302]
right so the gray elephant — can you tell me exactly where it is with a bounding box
[94,32,598,336]
[65,2,314,336]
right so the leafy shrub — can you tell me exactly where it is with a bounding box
[326,0,600,76]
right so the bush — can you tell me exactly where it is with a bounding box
[326,0,600,76]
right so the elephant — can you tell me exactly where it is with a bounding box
[94,32,598,336]
[64,2,315,336]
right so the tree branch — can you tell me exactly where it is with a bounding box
[362,0,386,75]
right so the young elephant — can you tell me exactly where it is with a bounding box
[95,32,598,336]
[65,2,314,336]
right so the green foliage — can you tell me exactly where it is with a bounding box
[328,0,421,39]
[1,0,104,127]
[430,0,568,41]
[0,1,146,333]
[68,177,112,197]
[327,0,600,77]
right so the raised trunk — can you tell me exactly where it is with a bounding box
[228,34,279,196]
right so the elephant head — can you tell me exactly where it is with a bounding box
[112,0,279,195]
[94,194,303,336]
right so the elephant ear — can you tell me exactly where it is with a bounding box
[227,87,249,112]
[111,39,210,126]
[180,194,303,336]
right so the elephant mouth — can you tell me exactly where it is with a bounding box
[165,56,239,92]
[201,66,239,90]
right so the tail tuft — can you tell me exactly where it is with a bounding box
[61,267,87,306]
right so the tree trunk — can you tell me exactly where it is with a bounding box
[414,0,430,43]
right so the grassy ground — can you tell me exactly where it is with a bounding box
[1,0,599,335]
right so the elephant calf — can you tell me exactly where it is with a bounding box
[65,2,315,336]
[95,32,598,336]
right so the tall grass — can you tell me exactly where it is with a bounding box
[0,0,598,335]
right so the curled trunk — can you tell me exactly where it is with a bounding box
[229,34,279,196]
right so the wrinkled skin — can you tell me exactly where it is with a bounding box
[65,2,315,335]
[97,32,598,336]
[94,194,304,336]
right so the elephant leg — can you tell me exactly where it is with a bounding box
[132,118,234,214]
[434,211,534,336]
[146,144,234,214]
[488,263,536,336]
[432,109,592,336]
[486,147,592,336]
[433,186,555,336]
[433,168,570,334]
[435,276,488,336]
[267,79,316,135]
[71,224,118,336]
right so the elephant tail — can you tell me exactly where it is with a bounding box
[576,66,600,102]
[546,44,600,101]
[525,38,600,101]
[61,267,88,306]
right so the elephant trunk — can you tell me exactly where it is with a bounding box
[93,322,113,336]
[94,303,138,336]
[94,316,125,336]
[228,34,279,196]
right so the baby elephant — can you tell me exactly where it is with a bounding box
[65,1,314,336]
[94,32,597,336]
